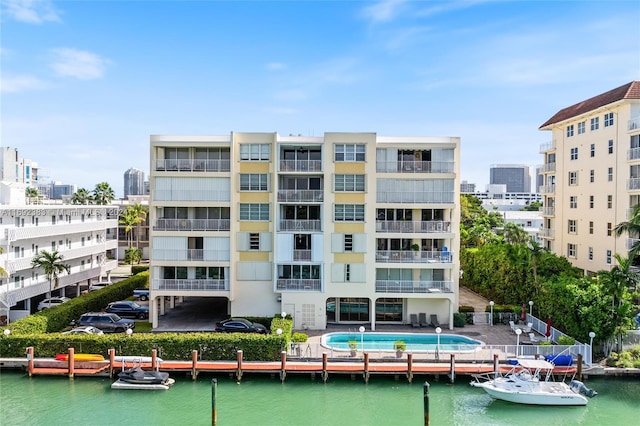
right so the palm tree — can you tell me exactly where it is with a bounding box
[92,182,115,205]
[501,222,529,245]
[130,203,147,249]
[124,247,143,265]
[614,204,640,260]
[25,187,40,204]
[72,188,92,205]
[31,250,70,307]
[119,207,138,246]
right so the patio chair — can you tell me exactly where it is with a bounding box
[418,313,429,327]
[430,314,440,328]
[523,322,533,333]
[509,320,516,333]
[410,314,420,328]
[528,333,540,343]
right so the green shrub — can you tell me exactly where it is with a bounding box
[131,265,149,275]
[291,332,308,343]
[393,340,406,352]
[458,305,475,313]
[557,336,575,345]
[453,312,466,327]
[539,341,552,346]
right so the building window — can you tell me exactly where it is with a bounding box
[344,234,353,252]
[335,204,365,221]
[569,196,577,208]
[570,147,578,160]
[607,195,613,209]
[240,174,268,191]
[240,144,270,161]
[345,264,351,282]
[578,121,586,134]
[604,112,614,127]
[249,233,260,250]
[239,204,270,221]
[588,247,593,260]
[567,125,574,137]
[589,221,594,234]
[608,139,614,154]
[567,243,577,258]
[590,144,595,157]
[607,223,612,236]
[607,167,613,182]
[590,169,594,183]
[568,219,577,234]
[568,171,578,185]
[51,215,56,225]
[606,250,612,264]
[589,195,594,208]
[590,117,599,131]
[335,144,365,162]
[335,174,365,192]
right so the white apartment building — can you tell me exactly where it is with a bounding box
[149,132,461,330]
[539,81,640,275]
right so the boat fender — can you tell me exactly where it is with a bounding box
[570,380,597,398]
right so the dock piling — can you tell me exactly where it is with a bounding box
[26,346,34,377]
[68,347,75,379]
[152,349,158,370]
[280,351,287,382]
[236,350,243,382]
[449,354,455,383]
[322,352,328,383]
[211,378,218,425]
[108,348,115,378]
[407,353,413,383]
[192,350,199,380]
[423,381,430,426]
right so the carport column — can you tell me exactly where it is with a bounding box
[447,299,453,330]
[169,297,176,309]
[150,296,158,328]
[160,296,166,315]
[370,301,376,331]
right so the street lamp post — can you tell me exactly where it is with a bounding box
[589,331,596,365]
[281,311,287,319]
[359,326,365,354]
[489,301,494,326]
[528,300,533,317]
[3,329,10,337]
[515,328,522,358]
[435,327,442,360]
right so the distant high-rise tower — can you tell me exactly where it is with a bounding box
[489,164,531,193]
[124,168,145,197]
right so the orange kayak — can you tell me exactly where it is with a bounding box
[55,354,105,362]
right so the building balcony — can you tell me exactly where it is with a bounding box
[627,238,640,251]
[293,250,312,261]
[278,160,322,172]
[539,140,556,153]
[539,162,556,173]
[375,280,453,294]
[538,184,555,194]
[278,220,322,232]
[152,249,230,262]
[277,190,324,203]
[375,220,451,233]
[155,159,231,172]
[627,178,640,191]
[6,219,119,242]
[627,147,640,161]
[375,250,453,264]
[375,161,455,173]
[629,117,640,132]
[152,279,229,291]
[153,218,230,231]
[541,207,555,216]
[276,279,322,291]
[539,228,555,238]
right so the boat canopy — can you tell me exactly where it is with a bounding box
[517,359,555,370]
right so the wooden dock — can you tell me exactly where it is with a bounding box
[9,347,578,384]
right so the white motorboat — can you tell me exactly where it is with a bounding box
[111,366,175,390]
[470,359,596,406]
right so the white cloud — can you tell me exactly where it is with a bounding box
[361,0,407,24]
[49,48,111,80]
[266,62,286,71]
[2,0,61,24]
[1,74,48,93]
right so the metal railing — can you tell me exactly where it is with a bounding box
[375,220,451,233]
[375,250,453,263]
[155,159,231,172]
[278,220,322,232]
[375,280,453,293]
[277,190,324,202]
[153,218,230,231]
[276,279,322,291]
[278,160,323,172]
[152,279,229,291]
[375,161,455,173]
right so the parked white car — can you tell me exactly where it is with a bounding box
[89,281,112,291]
[37,297,71,311]
[62,326,104,335]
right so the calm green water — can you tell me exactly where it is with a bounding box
[0,372,638,425]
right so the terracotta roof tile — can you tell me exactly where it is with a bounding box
[539,81,640,129]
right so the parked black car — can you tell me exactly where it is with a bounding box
[105,301,149,319]
[215,318,267,334]
[77,312,135,333]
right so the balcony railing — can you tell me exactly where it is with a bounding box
[539,228,555,238]
[278,160,323,172]
[538,184,555,194]
[278,220,322,232]
[375,220,451,233]
[539,162,556,173]
[152,249,230,261]
[277,190,324,202]
[375,280,453,294]
[541,207,555,216]
[155,159,231,172]
[627,178,640,191]
[629,117,640,132]
[153,218,230,231]
[293,250,312,261]
[152,279,229,291]
[539,140,555,153]
[7,219,119,242]
[276,279,322,291]
[627,148,640,161]
[375,161,455,173]
[375,250,453,263]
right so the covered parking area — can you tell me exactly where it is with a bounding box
[151,297,229,332]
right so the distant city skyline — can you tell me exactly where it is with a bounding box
[2,1,639,197]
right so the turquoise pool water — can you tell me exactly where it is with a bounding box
[321,332,483,352]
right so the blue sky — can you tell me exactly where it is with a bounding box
[2,0,639,198]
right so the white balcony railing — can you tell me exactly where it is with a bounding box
[628,117,640,132]
[539,140,556,153]
[375,220,451,233]
[538,184,555,194]
[293,250,312,261]
[152,279,229,291]
[277,190,324,202]
[278,220,322,232]
[155,159,231,172]
[375,250,453,263]
[375,161,455,173]
[375,280,453,294]
[541,207,555,216]
[276,279,322,291]
[627,178,640,191]
[7,219,119,242]
[539,162,556,173]
[539,228,555,238]
[278,160,323,172]
[152,249,230,261]
[627,147,640,161]
[153,218,230,231]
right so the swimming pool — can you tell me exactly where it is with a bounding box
[321,332,483,352]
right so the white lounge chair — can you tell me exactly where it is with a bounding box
[509,320,516,332]
[528,333,540,343]
[523,323,533,333]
